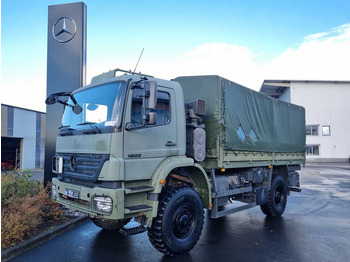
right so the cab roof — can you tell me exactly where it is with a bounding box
[73,69,181,94]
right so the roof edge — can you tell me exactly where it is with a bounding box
[1,104,46,114]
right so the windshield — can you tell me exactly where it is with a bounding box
[61,81,126,129]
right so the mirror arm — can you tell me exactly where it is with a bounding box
[70,94,78,105]
[57,100,72,107]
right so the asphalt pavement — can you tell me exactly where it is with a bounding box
[11,163,350,262]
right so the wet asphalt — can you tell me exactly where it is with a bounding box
[12,163,350,262]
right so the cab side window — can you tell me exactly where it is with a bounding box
[131,88,143,125]
[131,88,171,126]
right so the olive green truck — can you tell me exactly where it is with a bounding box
[46,70,305,256]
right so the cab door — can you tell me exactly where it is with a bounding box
[123,85,177,181]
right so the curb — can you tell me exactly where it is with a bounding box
[1,216,89,262]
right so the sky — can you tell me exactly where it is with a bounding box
[1,0,350,112]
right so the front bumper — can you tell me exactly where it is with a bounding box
[52,178,125,219]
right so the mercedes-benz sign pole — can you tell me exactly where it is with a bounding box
[45,2,87,185]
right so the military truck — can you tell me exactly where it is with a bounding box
[46,69,305,256]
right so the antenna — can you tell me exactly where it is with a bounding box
[133,48,144,74]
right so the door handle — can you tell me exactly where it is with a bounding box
[165,141,176,146]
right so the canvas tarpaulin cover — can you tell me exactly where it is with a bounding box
[174,75,305,153]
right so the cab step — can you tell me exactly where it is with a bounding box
[124,204,153,214]
[119,225,147,236]
[124,186,154,195]
[289,186,302,192]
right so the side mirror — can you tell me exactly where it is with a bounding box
[126,112,156,131]
[45,92,71,105]
[73,104,82,114]
[145,81,157,110]
[45,92,82,115]
[142,112,157,126]
[45,93,60,105]
[146,112,156,125]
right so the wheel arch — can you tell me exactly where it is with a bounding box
[150,157,211,209]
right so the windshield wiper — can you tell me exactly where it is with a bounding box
[77,122,102,134]
[59,126,76,136]
[59,125,75,130]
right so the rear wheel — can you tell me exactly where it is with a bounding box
[260,175,287,217]
[148,186,204,256]
[90,216,130,230]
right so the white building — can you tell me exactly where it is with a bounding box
[260,80,350,163]
[1,104,45,170]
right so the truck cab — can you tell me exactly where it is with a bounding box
[50,69,210,225]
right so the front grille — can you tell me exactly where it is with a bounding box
[58,153,109,182]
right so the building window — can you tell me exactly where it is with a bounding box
[306,145,319,155]
[35,113,41,168]
[7,107,14,137]
[306,125,318,136]
[322,125,330,136]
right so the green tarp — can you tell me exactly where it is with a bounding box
[174,75,305,153]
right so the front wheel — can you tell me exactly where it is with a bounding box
[260,175,287,217]
[148,187,204,256]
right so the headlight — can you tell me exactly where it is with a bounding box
[93,196,113,214]
[52,184,57,200]
[57,157,63,174]
[53,156,63,174]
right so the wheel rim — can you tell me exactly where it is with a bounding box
[172,204,195,239]
[274,185,285,207]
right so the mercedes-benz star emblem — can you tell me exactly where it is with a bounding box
[52,17,77,43]
[70,155,77,172]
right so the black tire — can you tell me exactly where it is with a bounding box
[90,216,130,230]
[260,175,287,217]
[148,187,204,256]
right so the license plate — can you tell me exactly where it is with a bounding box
[64,188,79,199]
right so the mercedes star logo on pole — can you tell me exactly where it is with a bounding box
[52,17,77,43]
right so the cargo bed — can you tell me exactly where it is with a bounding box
[174,75,306,169]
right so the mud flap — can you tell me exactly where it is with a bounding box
[289,171,300,187]
[255,185,269,205]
